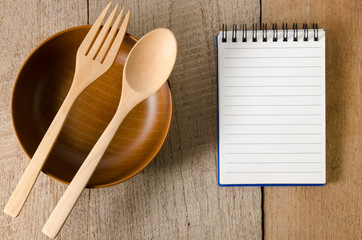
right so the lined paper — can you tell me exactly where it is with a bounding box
[217,30,325,185]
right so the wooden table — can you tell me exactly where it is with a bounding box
[0,0,360,239]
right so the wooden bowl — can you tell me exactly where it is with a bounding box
[11,26,173,188]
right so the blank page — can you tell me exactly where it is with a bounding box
[217,29,325,185]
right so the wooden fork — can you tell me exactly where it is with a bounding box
[4,2,130,218]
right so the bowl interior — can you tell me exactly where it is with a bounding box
[12,26,172,188]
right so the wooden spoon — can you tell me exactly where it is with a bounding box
[42,28,177,239]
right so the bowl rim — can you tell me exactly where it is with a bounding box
[11,25,173,188]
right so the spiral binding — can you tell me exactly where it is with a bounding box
[272,23,278,42]
[293,23,298,41]
[303,23,308,41]
[282,23,288,41]
[262,23,267,42]
[221,23,319,42]
[222,24,227,42]
[242,24,247,42]
[232,24,237,42]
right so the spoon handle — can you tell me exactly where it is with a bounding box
[42,107,128,239]
[4,90,79,218]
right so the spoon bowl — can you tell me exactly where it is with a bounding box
[120,28,177,110]
[125,28,177,94]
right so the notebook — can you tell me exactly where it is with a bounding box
[217,24,326,186]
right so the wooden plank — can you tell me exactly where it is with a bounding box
[0,1,87,239]
[261,0,361,239]
[88,1,262,239]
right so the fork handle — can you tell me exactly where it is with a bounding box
[4,90,79,218]
[42,107,128,239]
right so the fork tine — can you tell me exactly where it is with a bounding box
[95,8,125,62]
[87,4,120,59]
[77,1,112,54]
[102,10,131,66]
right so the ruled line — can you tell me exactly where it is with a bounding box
[225,114,322,116]
[226,123,322,126]
[225,85,322,88]
[225,171,322,173]
[225,104,322,106]
[225,56,322,59]
[225,66,321,69]
[225,162,322,164]
[226,95,322,97]
[226,76,322,78]
[226,133,322,135]
[226,142,322,145]
[225,47,322,50]
[226,152,322,154]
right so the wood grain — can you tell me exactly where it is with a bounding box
[2,0,360,239]
[0,1,88,240]
[262,0,362,239]
[1,0,262,240]
[87,0,261,240]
